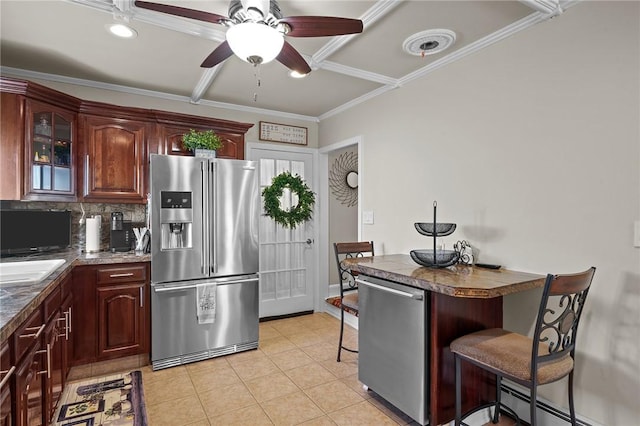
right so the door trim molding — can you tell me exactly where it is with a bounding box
[318,136,363,312]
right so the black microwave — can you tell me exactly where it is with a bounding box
[0,210,71,256]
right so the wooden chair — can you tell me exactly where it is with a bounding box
[332,241,374,362]
[450,267,596,426]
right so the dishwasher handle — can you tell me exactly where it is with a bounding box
[356,278,424,300]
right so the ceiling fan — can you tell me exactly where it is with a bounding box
[134,0,364,75]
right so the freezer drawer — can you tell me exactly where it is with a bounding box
[151,275,258,370]
[358,275,429,426]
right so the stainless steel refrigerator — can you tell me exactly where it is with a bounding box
[150,154,259,370]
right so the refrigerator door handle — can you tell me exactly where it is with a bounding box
[153,277,259,292]
[201,161,208,275]
[210,161,218,274]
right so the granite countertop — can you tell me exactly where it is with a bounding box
[344,254,546,298]
[0,249,150,342]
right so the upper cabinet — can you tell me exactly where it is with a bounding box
[78,115,148,204]
[0,79,81,201]
[25,100,76,200]
[0,77,253,203]
[155,113,252,160]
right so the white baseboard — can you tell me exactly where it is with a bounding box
[500,382,602,426]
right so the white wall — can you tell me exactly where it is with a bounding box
[319,2,640,424]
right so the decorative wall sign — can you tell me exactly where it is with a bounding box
[329,151,358,207]
[259,121,308,145]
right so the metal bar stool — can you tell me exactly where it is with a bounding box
[450,267,596,426]
[333,241,374,362]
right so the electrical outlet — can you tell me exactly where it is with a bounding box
[363,211,374,225]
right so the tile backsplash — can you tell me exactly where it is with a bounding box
[1,201,147,253]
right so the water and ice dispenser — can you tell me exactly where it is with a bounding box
[160,191,193,250]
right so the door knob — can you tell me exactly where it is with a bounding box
[306,238,314,245]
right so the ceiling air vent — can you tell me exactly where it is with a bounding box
[403,29,456,57]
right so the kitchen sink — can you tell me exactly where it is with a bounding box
[0,259,66,287]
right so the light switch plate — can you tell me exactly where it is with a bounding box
[634,220,640,248]
[363,210,374,225]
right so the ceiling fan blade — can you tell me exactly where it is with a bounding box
[134,1,227,24]
[200,41,234,68]
[279,16,363,37]
[276,42,312,75]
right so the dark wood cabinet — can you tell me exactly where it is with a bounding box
[79,115,148,204]
[14,344,44,426]
[72,263,150,364]
[160,124,246,159]
[12,307,45,426]
[71,266,97,366]
[24,99,76,201]
[0,91,25,201]
[41,283,69,424]
[97,282,145,359]
[0,77,81,202]
[0,341,13,426]
[60,292,73,381]
[42,317,63,424]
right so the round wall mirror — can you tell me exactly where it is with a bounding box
[346,171,358,189]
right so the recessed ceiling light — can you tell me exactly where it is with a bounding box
[107,23,138,39]
[289,70,308,79]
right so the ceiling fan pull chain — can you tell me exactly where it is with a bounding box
[253,64,262,102]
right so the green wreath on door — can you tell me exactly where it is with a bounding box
[262,172,315,229]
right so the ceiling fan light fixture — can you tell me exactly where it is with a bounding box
[289,70,308,79]
[226,22,284,65]
[106,23,138,39]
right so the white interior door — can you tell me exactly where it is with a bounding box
[248,145,316,318]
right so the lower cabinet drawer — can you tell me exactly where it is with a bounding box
[97,265,147,284]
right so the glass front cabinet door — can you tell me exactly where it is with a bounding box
[26,100,75,199]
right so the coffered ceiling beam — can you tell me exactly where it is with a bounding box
[191,66,224,104]
[518,0,563,15]
[312,0,404,65]
[318,61,398,86]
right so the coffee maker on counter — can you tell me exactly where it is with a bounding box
[110,212,133,252]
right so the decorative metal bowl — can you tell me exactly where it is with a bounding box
[410,249,460,268]
[414,222,457,237]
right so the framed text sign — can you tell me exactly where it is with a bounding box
[259,121,308,145]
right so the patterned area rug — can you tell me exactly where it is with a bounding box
[54,370,147,426]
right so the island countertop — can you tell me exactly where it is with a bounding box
[344,254,546,298]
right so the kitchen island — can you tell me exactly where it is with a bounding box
[344,254,546,426]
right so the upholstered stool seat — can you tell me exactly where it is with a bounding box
[450,328,574,385]
[326,294,359,317]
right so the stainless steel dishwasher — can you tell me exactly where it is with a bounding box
[357,275,429,426]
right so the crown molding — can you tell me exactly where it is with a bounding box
[0,66,319,123]
[318,85,398,121]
